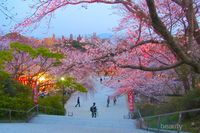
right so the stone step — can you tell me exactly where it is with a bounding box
[30,115,136,129]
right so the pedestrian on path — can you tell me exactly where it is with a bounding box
[113,97,117,105]
[75,97,80,107]
[100,78,102,83]
[107,96,110,107]
[90,102,97,118]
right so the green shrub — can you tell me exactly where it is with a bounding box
[0,94,34,120]
[138,89,200,117]
[0,74,34,121]
[38,95,65,115]
[0,95,33,110]
[139,103,158,117]
[181,89,200,110]
[0,72,32,97]
[157,97,183,114]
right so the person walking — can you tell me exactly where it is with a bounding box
[107,96,110,107]
[90,102,97,118]
[100,78,102,83]
[75,97,80,107]
[113,97,117,105]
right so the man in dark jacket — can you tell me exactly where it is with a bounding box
[90,102,97,118]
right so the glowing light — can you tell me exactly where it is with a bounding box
[39,76,45,82]
[61,77,65,81]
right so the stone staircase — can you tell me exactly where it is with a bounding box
[26,114,148,133]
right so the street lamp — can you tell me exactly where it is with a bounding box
[38,76,45,82]
[61,77,65,81]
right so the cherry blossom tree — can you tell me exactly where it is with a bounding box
[9,0,200,97]
[99,38,184,97]
[14,0,200,73]
[49,39,115,92]
[2,41,63,93]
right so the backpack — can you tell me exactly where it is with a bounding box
[90,106,97,112]
[93,106,97,112]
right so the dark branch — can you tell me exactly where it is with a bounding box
[93,39,165,62]
[118,61,184,71]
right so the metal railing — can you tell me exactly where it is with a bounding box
[0,108,27,123]
[136,108,200,133]
[0,105,66,123]
[26,105,38,122]
[38,105,65,115]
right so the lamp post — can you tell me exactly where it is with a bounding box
[61,77,65,108]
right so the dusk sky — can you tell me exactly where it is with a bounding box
[0,1,122,38]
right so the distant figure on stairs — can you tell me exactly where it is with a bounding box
[90,102,97,118]
[113,97,117,105]
[107,96,110,107]
[75,97,80,107]
[100,78,102,83]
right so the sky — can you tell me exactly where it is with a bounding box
[0,1,122,38]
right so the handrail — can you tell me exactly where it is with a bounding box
[136,109,146,129]
[0,105,65,115]
[142,107,200,119]
[0,108,25,113]
[38,105,64,113]
[26,105,38,122]
[0,104,66,123]
[38,105,65,115]
[26,105,38,114]
[137,107,200,133]
[137,109,142,118]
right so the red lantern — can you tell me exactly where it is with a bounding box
[127,90,134,112]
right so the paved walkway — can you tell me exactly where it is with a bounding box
[66,78,129,120]
[0,77,152,133]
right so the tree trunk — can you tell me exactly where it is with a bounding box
[182,78,190,93]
